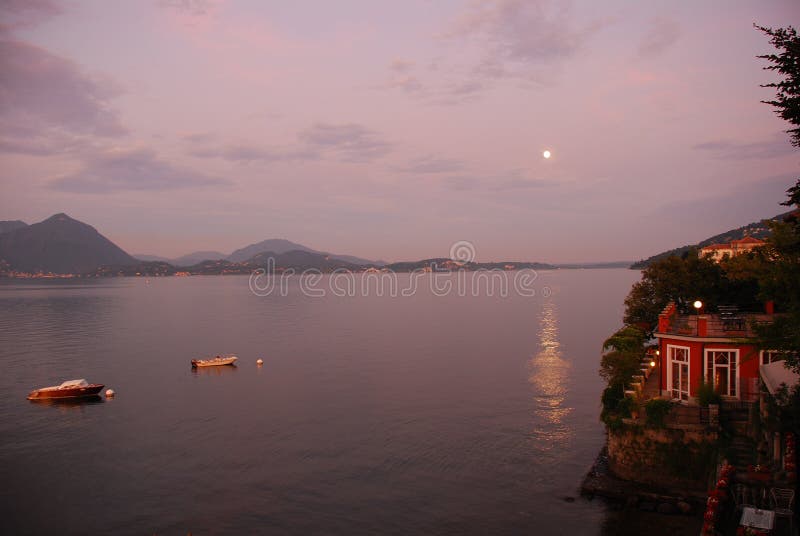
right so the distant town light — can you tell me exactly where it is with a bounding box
[693,300,703,310]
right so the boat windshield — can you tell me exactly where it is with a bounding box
[58,379,89,388]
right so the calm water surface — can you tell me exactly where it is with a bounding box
[0,270,644,535]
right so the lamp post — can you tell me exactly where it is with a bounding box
[694,300,703,335]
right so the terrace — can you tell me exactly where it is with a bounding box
[656,302,774,339]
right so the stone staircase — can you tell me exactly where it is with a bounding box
[720,402,753,436]
[728,436,756,471]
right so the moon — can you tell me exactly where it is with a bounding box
[543,150,551,159]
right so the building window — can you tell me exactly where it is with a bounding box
[668,345,690,401]
[761,350,796,365]
[705,350,738,398]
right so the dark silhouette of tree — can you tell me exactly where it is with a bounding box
[754,25,800,371]
[756,25,800,146]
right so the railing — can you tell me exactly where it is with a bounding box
[657,313,773,338]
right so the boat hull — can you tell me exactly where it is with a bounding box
[27,384,104,400]
[191,357,238,368]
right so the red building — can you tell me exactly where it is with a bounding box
[654,302,780,403]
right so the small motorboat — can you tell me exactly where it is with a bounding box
[27,379,105,400]
[191,354,238,368]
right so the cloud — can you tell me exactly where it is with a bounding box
[446,0,606,85]
[389,59,415,74]
[637,17,681,58]
[0,38,126,156]
[298,123,392,162]
[187,122,391,164]
[50,148,230,193]
[394,155,464,174]
[693,134,794,160]
[383,0,606,103]
[158,0,223,17]
[0,0,62,35]
[441,170,552,192]
[181,131,216,144]
[188,143,316,163]
[450,0,589,64]
[489,176,552,192]
[383,58,425,94]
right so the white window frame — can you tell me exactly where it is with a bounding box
[704,348,740,399]
[667,344,691,402]
[761,350,789,365]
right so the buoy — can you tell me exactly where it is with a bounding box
[256,359,264,366]
[105,389,115,398]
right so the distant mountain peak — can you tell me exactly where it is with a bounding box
[45,212,75,222]
[0,213,136,274]
[0,220,27,235]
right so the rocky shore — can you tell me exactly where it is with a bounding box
[581,445,705,535]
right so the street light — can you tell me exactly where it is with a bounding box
[694,300,703,336]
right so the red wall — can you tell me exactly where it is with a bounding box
[659,337,761,399]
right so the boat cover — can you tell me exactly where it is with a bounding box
[58,379,89,389]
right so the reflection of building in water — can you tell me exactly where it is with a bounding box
[529,301,573,444]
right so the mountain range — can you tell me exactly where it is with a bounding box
[134,238,382,267]
[629,211,791,269]
[0,212,667,276]
[0,214,388,274]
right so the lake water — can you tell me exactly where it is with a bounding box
[0,269,646,535]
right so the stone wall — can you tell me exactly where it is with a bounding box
[607,424,718,491]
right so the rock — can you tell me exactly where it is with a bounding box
[625,496,639,508]
[562,496,576,503]
[639,501,656,512]
[657,502,677,515]
[676,501,692,515]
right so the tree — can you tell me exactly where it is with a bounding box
[752,25,800,371]
[756,25,800,146]
[600,325,646,386]
[622,253,759,332]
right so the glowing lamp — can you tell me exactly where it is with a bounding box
[693,300,703,310]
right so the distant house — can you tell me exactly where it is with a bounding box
[698,236,765,262]
[654,301,779,403]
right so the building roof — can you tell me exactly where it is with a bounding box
[731,236,765,246]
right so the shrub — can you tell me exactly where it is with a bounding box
[602,382,624,411]
[697,380,722,407]
[644,398,672,428]
[616,395,637,419]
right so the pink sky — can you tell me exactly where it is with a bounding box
[1,0,798,263]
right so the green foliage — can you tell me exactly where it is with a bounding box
[603,325,647,354]
[623,254,760,332]
[601,382,625,420]
[600,325,646,388]
[756,25,800,147]
[697,379,722,407]
[616,395,637,419]
[752,213,800,371]
[751,26,800,371]
[644,399,672,428]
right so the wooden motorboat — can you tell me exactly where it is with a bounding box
[27,379,105,400]
[191,354,238,368]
